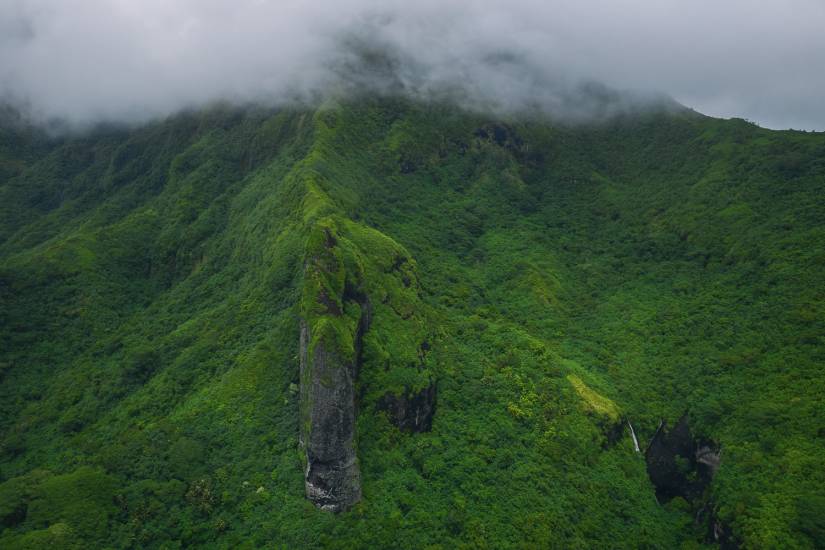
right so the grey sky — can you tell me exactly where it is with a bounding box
[1,0,824,129]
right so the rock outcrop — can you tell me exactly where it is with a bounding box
[298,215,436,511]
[644,415,721,502]
[299,225,371,512]
[644,415,733,546]
[299,318,365,512]
[379,380,437,432]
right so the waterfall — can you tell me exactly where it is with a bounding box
[628,421,641,453]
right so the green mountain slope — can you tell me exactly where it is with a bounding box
[1,98,824,548]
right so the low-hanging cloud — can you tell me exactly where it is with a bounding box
[1,0,824,129]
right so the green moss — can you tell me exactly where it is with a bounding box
[567,375,621,422]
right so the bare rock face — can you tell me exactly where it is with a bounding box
[299,224,372,513]
[696,443,722,478]
[645,415,721,502]
[379,381,437,432]
[299,321,362,512]
[644,416,735,546]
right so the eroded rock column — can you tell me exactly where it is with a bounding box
[299,224,369,512]
[299,320,363,511]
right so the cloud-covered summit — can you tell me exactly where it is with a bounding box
[1,0,824,129]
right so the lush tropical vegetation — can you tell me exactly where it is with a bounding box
[1,97,824,548]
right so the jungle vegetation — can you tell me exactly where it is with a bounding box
[1,97,824,548]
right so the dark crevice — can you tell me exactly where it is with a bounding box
[644,415,734,547]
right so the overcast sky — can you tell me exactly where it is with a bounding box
[2,0,824,130]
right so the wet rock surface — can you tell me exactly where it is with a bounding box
[378,339,436,432]
[700,506,739,549]
[645,415,721,502]
[379,381,437,432]
[645,415,733,547]
[299,322,363,512]
[299,275,371,512]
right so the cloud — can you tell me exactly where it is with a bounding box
[1,0,823,129]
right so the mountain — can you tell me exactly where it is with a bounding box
[1,97,824,548]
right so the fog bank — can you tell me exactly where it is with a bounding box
[1,0,824,129]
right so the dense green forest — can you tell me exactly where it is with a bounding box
[1,97,824,548]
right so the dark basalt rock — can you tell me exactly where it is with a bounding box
[299,322,362,512]
[299,289,370,513]
[645,415,735,546]
[695,501,739,549]
[645,415,721,502]
[646,416,695,501]
[379,381,437,433]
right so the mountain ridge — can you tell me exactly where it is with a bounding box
[1,97,824,548]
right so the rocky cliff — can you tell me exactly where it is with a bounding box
[298,207,436,511]
[299,318,365,511]
[299,223,368,511]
